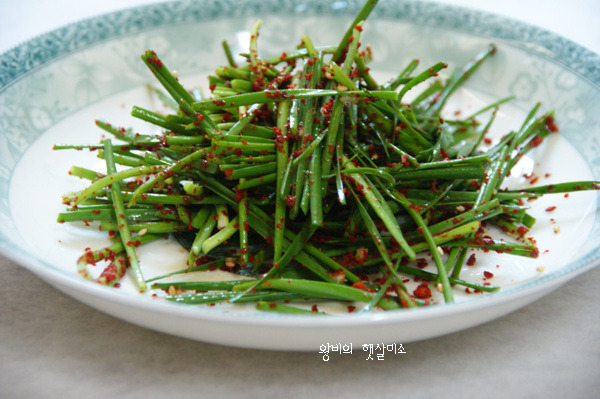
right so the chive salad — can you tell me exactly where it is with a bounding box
[56,0,599,314]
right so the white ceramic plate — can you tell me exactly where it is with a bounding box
[1,0,600,351]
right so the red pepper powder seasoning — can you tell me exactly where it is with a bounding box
[466,254,476,266]
[352,281,373,292]
[416,258,428,269]
[413,283,432,299]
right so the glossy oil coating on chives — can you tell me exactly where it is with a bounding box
[56,0,600,313]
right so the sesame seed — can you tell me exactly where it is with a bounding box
[225,257,237,268]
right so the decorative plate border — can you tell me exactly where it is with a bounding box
[2,0,600,91]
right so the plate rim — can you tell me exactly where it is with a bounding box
[1,0,600,90]
[2,241,595,328]
[1,0,600,331]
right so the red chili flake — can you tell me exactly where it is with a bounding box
[352,281,372,292]
[545,115,559,132]
[416,258,428,269]
[311,304,319,312]
[354,24,363,32]
[269,303,276,309]
[340,252,358,269]
[483,271,494,279]
[545,206,556,212]
[408,203,421,212]
[413,283,432,299]
[221,113,232,123]
[466,254,477,266]
[99,262,122,283]
[234,188,247,203]
[145,53,163,69]
[320,98,335,118]
[529,136,544,148]
[207,262,218,271]
[468,180,482,188]
[347,305,356,313]
[285,195,296,208]
[564,193,569,198]
[265,90,287,99]
[516,226,529,237]
[193,112,205,126]
[302,134,314,144]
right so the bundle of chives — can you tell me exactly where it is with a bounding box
[57,0,599,314]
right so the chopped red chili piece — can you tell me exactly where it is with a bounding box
[413,283,432,299]
[466,254,476,266]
